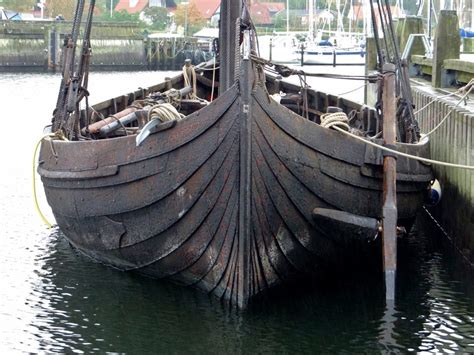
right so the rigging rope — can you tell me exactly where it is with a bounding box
[321,112,474,170]
[250,54,381,82]
[182,63,197,99]
[210,55,217,102]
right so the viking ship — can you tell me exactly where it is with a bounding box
[38,0,432,308]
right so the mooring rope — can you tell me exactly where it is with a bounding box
[321,112,474,170]
[414,78,474,115]
[32,132,68,228]
[418,79,474,138]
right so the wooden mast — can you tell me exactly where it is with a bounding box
[219,0,241,93]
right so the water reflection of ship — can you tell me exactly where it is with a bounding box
[29,225,435,353]
[28,216,474,352]
[31,228,388,352]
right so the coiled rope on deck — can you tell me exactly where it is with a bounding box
[32,132,67,228]
[148,102,184,122]
[321,112,474,170]
[320,112,350,131]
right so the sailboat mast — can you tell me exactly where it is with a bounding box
[336,0,343,36]
[287,0,290,33]
[364,0,371,36]
[309,0,314,40]
[428,0,432,41]
[348,0,352,35]
[219,0,242,92]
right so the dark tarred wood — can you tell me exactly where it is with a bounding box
[39,62,433,308]
[382,63,398,301]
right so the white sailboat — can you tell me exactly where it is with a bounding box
[297,0,366,66]
[256,0,299,64]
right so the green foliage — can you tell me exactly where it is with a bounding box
[0,0,35,12]
[174,3,205,35]
[143,6,168,30]
[97,9,142,23]
[47,0,76,19]
[273,11,307,31]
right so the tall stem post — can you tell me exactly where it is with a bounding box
[219,0,241,92]
[382,63,398,301]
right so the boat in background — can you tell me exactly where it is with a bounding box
[297,36,365,65]
[257,34,300,64]
[298,0,366,65]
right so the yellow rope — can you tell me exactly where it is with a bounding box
[32,133,65,228]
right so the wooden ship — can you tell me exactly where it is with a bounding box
[38,0,432,308]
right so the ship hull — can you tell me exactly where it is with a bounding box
[39,67,432,308]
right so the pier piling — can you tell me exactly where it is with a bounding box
[433,10,461,88]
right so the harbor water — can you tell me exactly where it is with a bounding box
[0,70,473,353]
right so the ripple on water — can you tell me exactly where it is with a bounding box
[1,72,473,353]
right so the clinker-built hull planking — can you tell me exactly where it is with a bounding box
[39,64,432,307]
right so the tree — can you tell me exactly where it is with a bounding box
[143,6,169,30]
[0,0,35,12]
[173,2,205,35]
[46,0,76,19]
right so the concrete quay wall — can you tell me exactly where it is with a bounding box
[412,84,474,267]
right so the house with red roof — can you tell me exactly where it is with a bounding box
[115,0,176,14]
[261,2,285,17]
[190,0,220,21]
[115,0,148,14]
[249,1,272,26]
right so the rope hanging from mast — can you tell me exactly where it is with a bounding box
[51,0,96,141]
[370,0,420,144]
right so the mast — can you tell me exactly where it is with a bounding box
[428,0,433,41]
[336,0,342,35]
[287,0,290,33]
[364,0,371,36]
[219,0,241,93]
[309,0,314,40]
